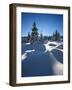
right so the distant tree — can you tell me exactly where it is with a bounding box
[44,36,48,40]
[52,32,55,41]
[61,36,63,41]
[28,32,30,41]
[55,30,58,41]
[40,33,44,43]
[48,36,51,41]
[57,32,60,41]
[30,22,39,43]
[53,30,60,41]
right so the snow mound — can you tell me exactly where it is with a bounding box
[44,41,63,51]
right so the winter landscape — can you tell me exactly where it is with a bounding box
[21,13,63,77]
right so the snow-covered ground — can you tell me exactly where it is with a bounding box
[44,41,63,52]
[21,41,63,77]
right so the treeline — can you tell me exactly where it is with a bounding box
[22,22,63,43]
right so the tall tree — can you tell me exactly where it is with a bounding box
[30,22,39,43]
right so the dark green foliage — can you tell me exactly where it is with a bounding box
[30,22,39,43]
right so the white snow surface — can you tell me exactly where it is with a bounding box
[44,41,63,52]
[25,49,35,53]
[21,53,27,61]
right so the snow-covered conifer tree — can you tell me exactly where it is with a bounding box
[30,22,39,44]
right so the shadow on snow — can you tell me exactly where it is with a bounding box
[51,49,63,64]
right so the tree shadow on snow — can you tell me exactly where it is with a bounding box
[51,49,63,64]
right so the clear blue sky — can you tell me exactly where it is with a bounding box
[21,12,63,37]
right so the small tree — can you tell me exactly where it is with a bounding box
[55,30,58,41]
[52,32,55,41]
[28,32,30,41]
[40,33,44,43]
[57,32,60,41]
[53,30,60,41]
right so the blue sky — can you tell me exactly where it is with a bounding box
[21,12,63,37]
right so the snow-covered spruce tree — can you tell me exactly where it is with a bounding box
[30,22,39,44]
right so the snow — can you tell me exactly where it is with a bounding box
[21,41,63,77]
[21,53,27,61]
[44,41,63,52]
[25,43,30,45]
[25,49,35,53]
[53,61,63,75]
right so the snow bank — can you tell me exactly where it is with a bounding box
[44,41,63,51]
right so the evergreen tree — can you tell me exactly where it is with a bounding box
[28,32,30,41]
[30,22,39,43]
[52,32,55,41]
[55,30,58,41]
[57,32,60,41]
[40,33,44,43]
[54,30,60,41]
